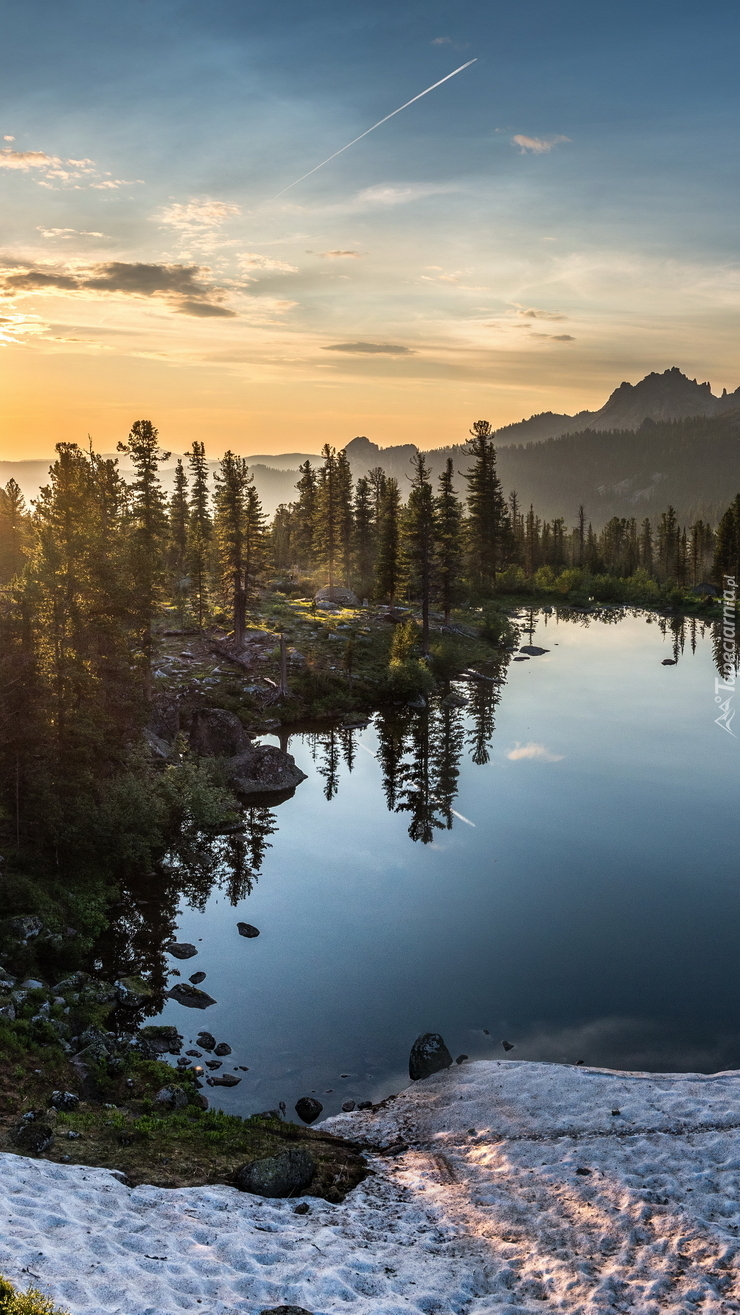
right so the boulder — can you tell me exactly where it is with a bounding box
[154,1085,189,1110]
[235,1146,316,1198]
[409,1033,453,1081]
[207,1073,241,1087]
[314,585,359,608]
[294,1096,323,1124]
[341,1100,356,1112]
[115,975,153,1002]
[518,645,549,656]
[214,1042,232,1056]
[237,922,260,938]
[148,693,180,743]
[228,744,307,798]
[189,971,207,984]
[7,914,43,942]
[167,983,217,1009]
[10,1119,54,1155]
[139,1025,183,1055]
[167,942,198,960]
[196,1031,216,1052]
[190,708,249,757]
[662,658,678,665]
[261,1308,314,1315]
[50,1091,79,1111]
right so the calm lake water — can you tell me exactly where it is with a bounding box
[151,608,740,1118]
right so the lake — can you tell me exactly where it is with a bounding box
[150,608,740,1119]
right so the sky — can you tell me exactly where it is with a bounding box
[0,0,738,459]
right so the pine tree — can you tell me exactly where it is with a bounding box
[464,420,511,593]
[353,476,375,595]
[186,442,212,630]
[214,452,252,645]
[169,460,190,624]
[117,419,171,694]
[640,518,653,573]
[435,458,464,623]
[0,479,29,583]
[403,453,435,649]
[294,460,318,570]
[713,494,740,584]
[315,444,341,590]
[657,506,680,582]
[336,448,354,587]
[375,477,402,603]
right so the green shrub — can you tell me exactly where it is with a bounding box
[479,605,512,645]
[0,1275,69,1315]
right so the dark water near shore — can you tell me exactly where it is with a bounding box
[151,609,740,1119]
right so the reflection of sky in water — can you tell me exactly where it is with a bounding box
[153,612,740,1118]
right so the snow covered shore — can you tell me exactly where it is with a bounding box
[4,1060,740,1314]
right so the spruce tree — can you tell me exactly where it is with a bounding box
[186,442,212,631]
[353,476,375,595]
[294,460,318,570]
[464,420,511,593]
[169,460,190,623]
[117,419,170,694]
[404,453,435,648]
[376,477,402,603]
[336,448,354,587]
[316,444,340,590]
[435,458,464,623]
[214,452,252,645]
[713,494,740,584]
[0,479,29,583]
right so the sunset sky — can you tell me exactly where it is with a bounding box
[1,0,738,459]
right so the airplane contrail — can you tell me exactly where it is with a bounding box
[273,59,477,199]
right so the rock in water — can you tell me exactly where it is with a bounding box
[214,1042,232,1056]
[502,1040,515,1052]
[518,645,549,656]
[237,922,260,938]
[190,707,250,757]
[408,1033,453,1081]
[207,1074,241,1087]
[228,745,308,799]
[294,1096,323,1124]
[196,1031,216,1051]
[167,943,198,960]
[167,983,216,1009]
[236,1147,316,1198]
[189,971,206,984]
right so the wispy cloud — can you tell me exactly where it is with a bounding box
[237,252,298,277]
[432,36,452,44]
[1,147,141,189]
[507,742,564,762]
[511,134,571,155]
[0,149,60,170]
[318,250,361,259]
[0,260,236,317]
[37,227,106,239]
[323,341,413,355]
[531,333,575,341]
[517,307,567,321]
[157,199,241,233]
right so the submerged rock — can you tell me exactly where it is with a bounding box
[409,1033,453,1081]
[167,942,198,960]
[189,971,207,984]
[237,922,260,938]
[167,983,216,1009]
[295,1096,323,1124]
[236,1146,316,1198]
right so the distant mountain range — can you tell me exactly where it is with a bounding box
[1,369,738,527]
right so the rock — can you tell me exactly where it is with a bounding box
[10,1121,54,1154]
[441,694,467,708]
[356,1101,373,1110]
[50,1091,79,1111]
[21,978,44,990]
[196,1031,216,1051]
[518,645,549,656]
[407,695,426,709]
[139,1025,183,1055]
[144,729,171,760]
[260,1308,314,1315]
[0,1002,16,1021]
[154,1085,189,1110]
[513,655,530,662]
[190,708,249,757]
[228,745,308,799]
[409,1033,453,1081]
[167,942,198,960]
[294,1096,323,1124]
[214,1042,232,1056]
[7,915,43,942]
[186,1049,202,1057]
[115,975,153,1002]
[237,922,260,938]
[193,1093,209,1110]
[167,983,216,1009]
[189,971,206,984]
[205,1060,222,1070]
[455,1054,469,1065]
[502,1040,515,1052]
[341,1100,356,1112]
[662,658,677,665]
[293,1203,310,1215]
[207,1074,241,1087]
[314,585,359,608]
[235,1146,316,1198]
[148,692,180,743]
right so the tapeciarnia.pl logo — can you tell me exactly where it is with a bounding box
[715,574,737,736]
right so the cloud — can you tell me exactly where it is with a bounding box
[318,250,361,259]
[157,199,241,232]
[517,307,567,321]
[0,149,59,170]
[531,333,575,341]
[511,134,571,154]
[237,253,298,275]
[507,742,564,762]
[3,136,15,142]
[0,260,236,317]
[432,36,452,44]
[37,227,106,239]
[323,341,413,355]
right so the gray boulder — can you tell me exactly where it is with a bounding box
[139,1025,182,1055]
[294,1096,323,1124]
[11,1120,54,1155]
[50,1091,79,1111]
[235,1146,316,1198]
[196,1031,216,1052]
[190,708,250,757]
[8,914,43,942]
[237,922,260,938]
[167,942,198,960]
[207,1073,241,1087]
[409,1033,453,1081]
[518,645,549,656]
[154,1085,189,1110]
[228,744,307,798]
[314,585,359,608]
